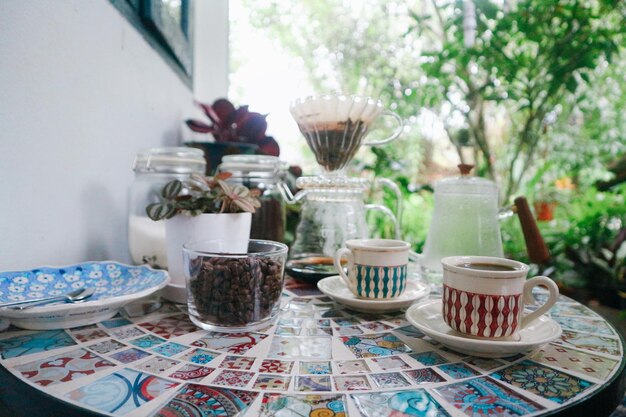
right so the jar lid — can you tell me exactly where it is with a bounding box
[133,147,206,174]
[296,175,369,191]
[218,155,287,178]
[434,164,497,195]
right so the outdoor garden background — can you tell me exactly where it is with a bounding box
[226,0,626,309]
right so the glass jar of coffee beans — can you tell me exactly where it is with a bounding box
[183,239,288,331]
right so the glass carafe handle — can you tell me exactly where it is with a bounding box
[362,110,404,146]
[374,178,403,230]
[364,204,400,239]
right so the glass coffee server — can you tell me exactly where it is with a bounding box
[284,93,404,280]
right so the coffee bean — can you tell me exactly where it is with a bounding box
[188,255,284,327]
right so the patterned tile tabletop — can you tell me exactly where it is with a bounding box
[0,276,623,417]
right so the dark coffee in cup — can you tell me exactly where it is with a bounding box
[456,262,519,272]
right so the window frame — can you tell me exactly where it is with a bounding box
[109,0,193,88]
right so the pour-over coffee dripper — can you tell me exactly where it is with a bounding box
[284,94,403,281]
[289,94,403,173]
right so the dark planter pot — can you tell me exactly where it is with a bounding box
[558,284,590,304]
[186,141,259,175]
[591,284,626,310]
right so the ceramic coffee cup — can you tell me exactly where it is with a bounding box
[334,239,410,299]
[441,256,559,339]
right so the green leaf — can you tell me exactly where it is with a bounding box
[566,77,578,93]
[161,180,183,199]
[146,203,175,221]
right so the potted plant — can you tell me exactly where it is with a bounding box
[146,172,261,302]
[533,177,574,221]
[186,99,280,174]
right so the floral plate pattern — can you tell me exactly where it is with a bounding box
[0,262,169,330]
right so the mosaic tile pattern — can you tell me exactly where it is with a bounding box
[128,335,166,349]
[138,314,198,339]
[134,356,179,374]
[434,377,544,416]
[261,393,346,416]
[553,316,614,336]
[268,336,332,359]
[394,325,426,338]
[109,348,150,364]
[154,384,258,417]
[361,321,393,332]
[335,359,370,374]
[88,339,127,355]
[371,355,411,370]
[334,375,371,391]
[192,332,267,354]
[259,359,294,374]
[0,330,76,359]
[70,328,109,343]
[296,375,332,392]
[168,364,215,381]
[464,357,506,371]
[0,292,622,417]
[151,342,188,357]
[66,368,178,415]
[370,372,411,388]
[219,355,255,370]
[341,333,411,358]
[352,389,450,417]
[253,374,291,391]
[108,326,146,340]
[531,343,618,380]
[491,360,594,403]
[404,368,446,384]
[179,348,219,365]
[100,317,133,328]
[410,351,449,366]
[554,330,621,356]
[300,361,332,375]
[16,348,115,386]
[212,370,255,388]
[438,363,480,379]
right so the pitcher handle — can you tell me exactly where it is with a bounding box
[362,110,403,146]
[364,204,400,239]
[521,276,559,328]
[334,248,355,292]
[514,196,550,264]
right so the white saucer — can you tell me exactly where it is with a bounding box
[405,299,562,358]
[162,283,187,304]
[317,276,430,313]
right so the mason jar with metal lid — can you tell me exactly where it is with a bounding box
[128,147,206,268]
[217,155,288,242]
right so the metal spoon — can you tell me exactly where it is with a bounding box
[0,287,96,310]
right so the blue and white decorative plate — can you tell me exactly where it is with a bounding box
[0,262,169,330]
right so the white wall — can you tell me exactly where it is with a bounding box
[0,0,228,270]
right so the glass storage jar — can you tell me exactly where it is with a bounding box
[217,155,288,242]
[183,239,288,331]
[128,147,206,268]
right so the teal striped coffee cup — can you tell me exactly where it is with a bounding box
[334,239,410,299]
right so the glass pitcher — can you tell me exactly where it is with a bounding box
[421,164,550,278]
[281,176,401,279]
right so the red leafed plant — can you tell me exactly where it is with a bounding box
[186,98,280,156]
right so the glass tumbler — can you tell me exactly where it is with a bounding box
[183,239,288,332]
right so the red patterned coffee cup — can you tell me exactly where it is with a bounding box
[441,256,559,339]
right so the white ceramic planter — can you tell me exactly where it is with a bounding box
[163,212,252,303]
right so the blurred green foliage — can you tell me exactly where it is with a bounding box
[239,0,626,296]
